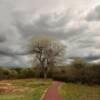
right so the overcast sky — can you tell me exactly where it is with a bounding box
[0,0,100,67]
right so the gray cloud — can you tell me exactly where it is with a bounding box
[86,5,100,21]
[14,11,88,41]
[0,0,100,67]
[0,34,6,42]
[13,11,73,39]
[69,55,100,62]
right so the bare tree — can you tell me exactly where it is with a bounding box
[29,37,65,78]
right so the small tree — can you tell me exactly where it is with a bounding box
[29,37,65,78]
[72,58,86,69]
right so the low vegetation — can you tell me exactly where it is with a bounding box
[60,83,100,100]
[0,79,52,100]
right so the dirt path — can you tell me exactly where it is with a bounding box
[42,81,61,100]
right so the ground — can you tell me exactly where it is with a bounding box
[43,81,61,100]
[60,83,100,100]
[0,79,100,100]
[0,79,52,100]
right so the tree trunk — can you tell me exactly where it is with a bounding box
[43,67,48,79]
[41,62,48,79]
[44,72,47,78]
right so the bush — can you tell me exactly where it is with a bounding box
[20,68,35,78]
[51,65,100,85]
[0,68,13,79]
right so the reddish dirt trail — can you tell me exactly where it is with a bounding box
[42,81,61,100]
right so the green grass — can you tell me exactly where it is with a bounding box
[0,79,52,100]
[60,83,100,100]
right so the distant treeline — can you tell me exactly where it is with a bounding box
[0,60,100,85]
[52,63,100,85]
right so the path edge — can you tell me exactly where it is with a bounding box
[40,83,53,100]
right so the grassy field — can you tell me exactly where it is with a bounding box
[60,83,100,100]
[0,79,52,100]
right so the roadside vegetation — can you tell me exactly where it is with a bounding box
[0,79,52,100]
[60,83,100,100]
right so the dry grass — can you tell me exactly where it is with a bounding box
[60,83,100,100]
[0,79,52,100]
